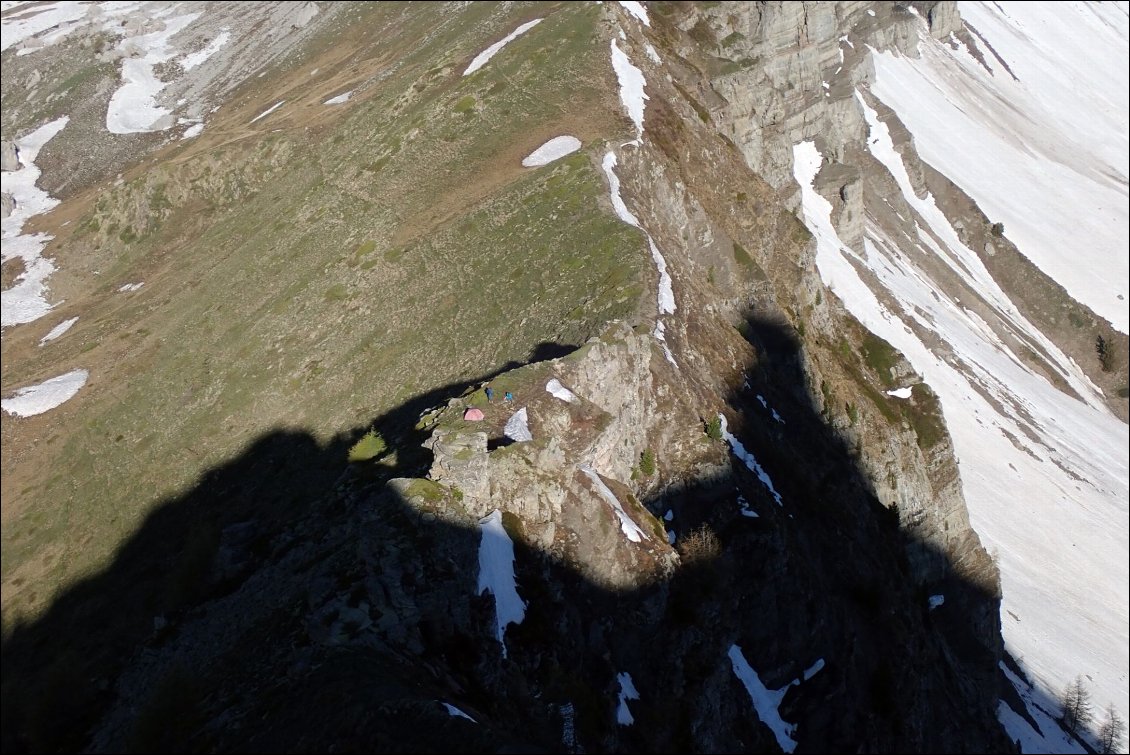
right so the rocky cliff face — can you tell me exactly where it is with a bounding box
[604,0,999,615]
[667,4,1128,739]
[420,324,695,582]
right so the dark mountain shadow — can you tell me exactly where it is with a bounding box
[1,317,1019,754]
[528,342,579,363]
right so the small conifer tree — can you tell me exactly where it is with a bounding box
[1061,676,1093,734]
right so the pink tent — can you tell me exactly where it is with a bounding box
[463,407,485,421]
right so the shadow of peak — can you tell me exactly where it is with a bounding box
[528,341,579,363]
[736,311,802,360]
[1,311,1012,754]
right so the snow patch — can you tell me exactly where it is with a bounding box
[463,18,542,76]
[886,386,913,399]
[522,135,582,167]
[179,30,230,71]
[560,702,577,750]
[580,464,646,543]
[755,394,785,423]
[600,150,640,226]
[477,510,526,658]
[323,91,353,105]
[250,100,285,124]
[653,320,677,366]
[647,237,675,315]
[616,672,640,725]
[856,89,1107,412]
[546,378,578,403]
[39,316,77,344]
[610,39,647,140]
[601,151,675,316]
[728,645,797,753]
[106,12,202,134]
[440,702,477,723]
[504,407,533,442]
[617,1,650,26]
[117,282,144,292]
[737,495,759,519]
[181,123,204,139]
[803,658,825,681]
[719,414,783,506]
[2,116,69,328]
[2,368,88,417]
[645,43,661,64]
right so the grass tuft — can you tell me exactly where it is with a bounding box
[348,430,388,462]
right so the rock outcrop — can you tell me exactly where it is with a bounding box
[1,141,19,172]
[419,323,694,586]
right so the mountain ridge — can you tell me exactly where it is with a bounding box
[2,1,1126,752]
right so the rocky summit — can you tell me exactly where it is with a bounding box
[2,2,1126,753]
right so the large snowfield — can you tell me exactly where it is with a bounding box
[871,2,1129,334]
[794,3,1129,745]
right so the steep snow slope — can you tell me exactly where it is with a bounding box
[871,1,1129,334]
[795,3,1129,744]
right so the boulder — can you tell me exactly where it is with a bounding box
[289,1,320,29]
[1,141,19,172]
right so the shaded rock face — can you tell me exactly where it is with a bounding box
[658,0,994,594]
[395,319,1009,753]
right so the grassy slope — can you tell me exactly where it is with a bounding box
[1,1,645,621]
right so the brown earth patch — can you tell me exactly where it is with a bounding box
[1,256,26,289]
